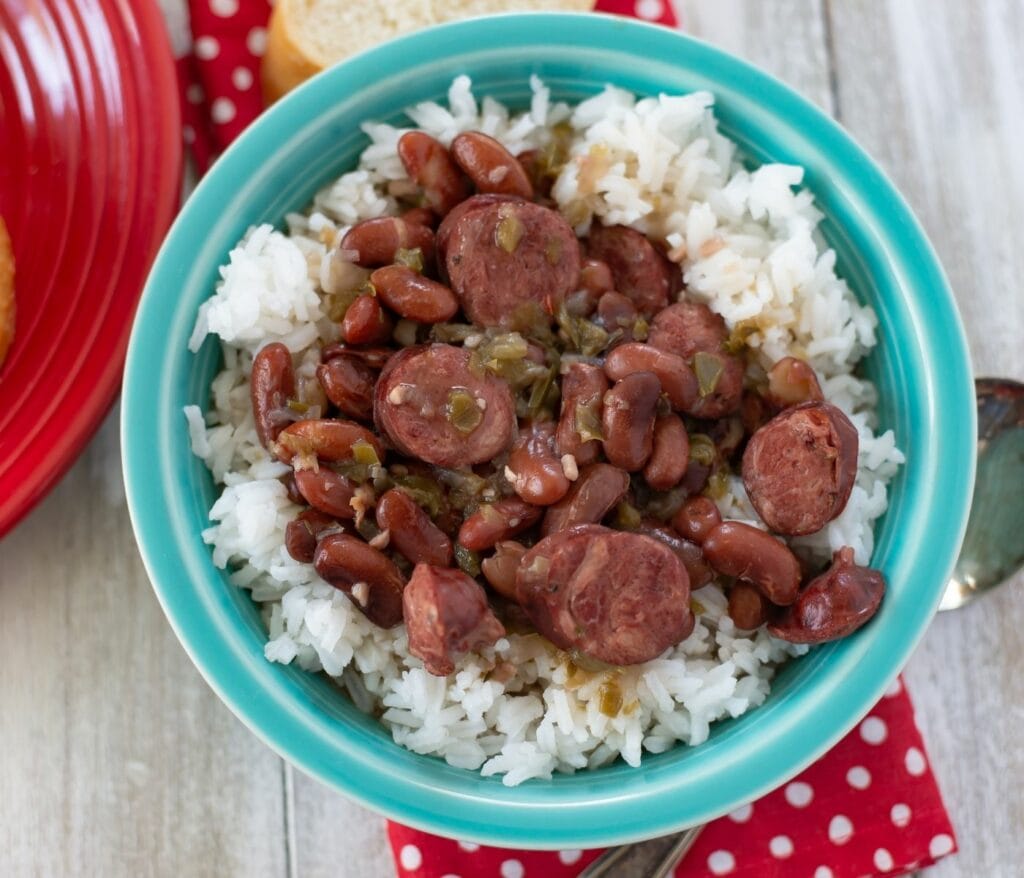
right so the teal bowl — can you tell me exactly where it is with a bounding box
[122,13,975,848]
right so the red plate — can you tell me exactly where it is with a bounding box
[0,0,181,536]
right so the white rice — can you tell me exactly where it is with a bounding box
[186,77,904,785]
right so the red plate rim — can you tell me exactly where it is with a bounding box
[0,0,181,537]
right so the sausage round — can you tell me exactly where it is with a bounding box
[768,546,886,644]
[313,533,406,628]
[444,200,581,328]
[601,372,660,472]
[434,193,523,263]
[555,363,608,468]
[403,564,506,676]
[586,224,673,315]
[515,525,693,665]
[540,463,630,536]
[741,401,859,536]
[374,343,516,468]
[702,521,801,606]
[647,302,744,418]
[375,488,453,567]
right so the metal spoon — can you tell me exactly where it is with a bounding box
[581,378,1024,877]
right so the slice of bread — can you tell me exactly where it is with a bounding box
[0,217,15,369]
[261,0,596,104]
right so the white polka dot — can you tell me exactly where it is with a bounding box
[399,844,422,870]
[814,868,834,878]
[195,35,220,60]
[634,0,664,20]
[457,842,479,852]
[885,677,903,697]
[707,850,735,875]
[784,781,813,808]
[859,716,888,745]
[929,833,955,857]
[211,97,236,124]
[874,848,895,871]
[558,850,582,865]
[727,803,752,823]
[182,125,195,144]
[247,26,268,55]
[828,814,854,845]
[209,0,238,15]
[232,67,254,91]
[499,860,524,878]
[905,746,927,776]
[846,766,871,789]
[890,803,912,827]
[769,835,793,859]
[186,83,204,104]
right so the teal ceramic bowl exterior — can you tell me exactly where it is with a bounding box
[122,13,975,848]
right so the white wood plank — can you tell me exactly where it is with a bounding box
[827,1,1024,875]
[0,410,288,877]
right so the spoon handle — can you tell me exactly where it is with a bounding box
[577,824,704,878]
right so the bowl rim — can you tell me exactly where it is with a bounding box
[122,11,976,848]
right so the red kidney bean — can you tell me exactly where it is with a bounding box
[707,415,745,462]
[375,488,453,567]
[321,344,395,370]
[672,496,722,544]
[458,498,542,552]
[636,520,714,588]
[341,295,394,345]
[281,473,305,506]
[595,291,639,342]
[679,461,712,496]
[275,419,385,464]
[293,468,357,519]
[766,356,824,409]
[397,131,470,216]
[401,206,437,229]
[702,521,801,606]
[604,343,699,412]
[555,363,608,467]
[251,342,295,448]
[369,265,459,324]
[480,540,527,601]
[316,355,375,421]
[728,582,770,630]
[579,258,614,296]
[602,372,660,472]
[741,390,771,437]
[507,420,571,506]
[768,547,886,644]
[285,509,346,563]
[540,463,630,536]
[314,533,406,628]
[643,414,690,490]
[563,287,600,318]
[340,216,435,268]
[450,131,534,199]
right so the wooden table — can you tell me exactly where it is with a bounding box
[2,1,1022,874]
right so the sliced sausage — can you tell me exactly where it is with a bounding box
[480,540,527,601]
[643,414,690,490]
[648,302,744,418]
[435,193,523,263]
[450,132,534,199]
[375,488,453,567]
[702,521,801,606]
[341,295,394,346]
[587,224,673,315]
[251,342,295,448]
[768,547,886,644]
[604,342,699,412]
[541,463,630,536]
[555,363,608,467]
[742,401,859,536]
[403,564,506,676]
[293,468,357,519]
[515,525,692,665]
[766,356,824,409]
[285,509,346,563]
[445,200,581,328]
[507,420,571,506]
[397,131,470,216]
[601,372,660,472]
[374,344,516,468]
[314,533,406,628]
[636,520,714,588]
[370,265,459,324]
[317,355,376,421]
[458,498,542,552]
[340,216,435,268]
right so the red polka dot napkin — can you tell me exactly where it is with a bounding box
[174,3,958,875]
